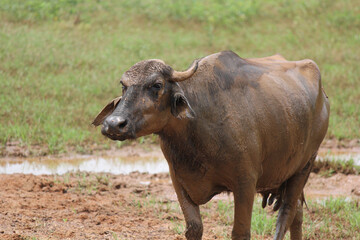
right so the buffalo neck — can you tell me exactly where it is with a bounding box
[158,117,206,173]
[158,116,191,148]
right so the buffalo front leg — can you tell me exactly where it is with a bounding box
[169,168,203,240]
[232,182,256,240]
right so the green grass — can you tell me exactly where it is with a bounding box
[207,196,360,239]
[303,197,360,240]
[0,0,359,154]
[313,157,360,176]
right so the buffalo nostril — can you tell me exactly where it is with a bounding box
[101,122,109,135]
[108,116,127,130]
[118,119,127,129]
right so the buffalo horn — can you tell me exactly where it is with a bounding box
[171,59,199,82]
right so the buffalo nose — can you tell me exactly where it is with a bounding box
[103,116,127,134]
[108,116,127,129]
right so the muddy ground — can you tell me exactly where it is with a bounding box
[0,172,359,240]
[0,144,359,240]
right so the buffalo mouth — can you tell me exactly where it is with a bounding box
[101,125,135,141]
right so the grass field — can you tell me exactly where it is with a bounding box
[0,0,359,154]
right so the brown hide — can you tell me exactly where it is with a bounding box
[95,51,330,240]
[158,51,329,239]
[161,51,328,194]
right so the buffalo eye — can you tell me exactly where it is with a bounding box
[121,84,127,93]
[151,83,162,91]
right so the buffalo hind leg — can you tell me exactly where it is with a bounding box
[289,198,303,240]
[274,177,306,240]
[274,153,316,240]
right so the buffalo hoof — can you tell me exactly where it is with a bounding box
[185,221,203,240]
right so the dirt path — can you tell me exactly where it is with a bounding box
[0,170,359,240]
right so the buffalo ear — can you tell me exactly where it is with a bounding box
[171,93,195,119]
[92,96,122,126]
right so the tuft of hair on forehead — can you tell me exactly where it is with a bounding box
[123,59,173,82]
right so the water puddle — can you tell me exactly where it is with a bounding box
[0,155,168,175]
[0,151,358,175]
[317,152,360,166]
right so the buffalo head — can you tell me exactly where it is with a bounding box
[92,59,199,141]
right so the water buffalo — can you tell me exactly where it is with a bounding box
[93,51,329,240]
